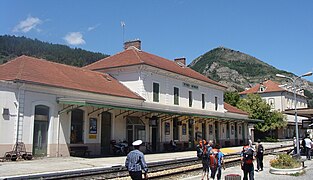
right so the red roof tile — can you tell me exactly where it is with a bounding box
[0,55,144,100]
[224,103,248,115]
[239,80,284,95]
[84,48,226,89]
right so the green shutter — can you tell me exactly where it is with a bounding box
[174,87,179,105]
[153,83,159,102]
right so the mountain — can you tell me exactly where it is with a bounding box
[0,35,109,67]
[189,47,313,106]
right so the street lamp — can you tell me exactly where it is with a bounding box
[276,72,312,157]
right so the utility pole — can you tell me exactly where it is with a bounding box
[276,71,312,157]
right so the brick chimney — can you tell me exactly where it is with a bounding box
[174,57,186,66]
[124,39,141,50]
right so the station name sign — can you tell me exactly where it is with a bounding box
[183,82,198,90]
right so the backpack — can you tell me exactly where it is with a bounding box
[196,145,204,158]
[196,144,208,159]
[242,148,254,164]
[197,140,207,159]
[257,144,264,154]
[209,150,218,168]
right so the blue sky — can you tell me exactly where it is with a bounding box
[1,0,313,81]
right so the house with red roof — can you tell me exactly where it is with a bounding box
[240,79,308,139]
[0,40,261,158]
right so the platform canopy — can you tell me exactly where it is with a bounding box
[283,108,313,118]
[57,97,263,123]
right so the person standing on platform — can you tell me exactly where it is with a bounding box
[241,144,255,180]
[210,144,224,180]
[255,139,264,171]
[304,135,312,160]
[196,139,210,180]
[125,140,148,180]
[201,140,209,180]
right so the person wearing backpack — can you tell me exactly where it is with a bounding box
[241,144,255,180]
[255,139,264,172]
[210,144,224,180]
[196,139,207,159]
[199,140,212,180]
[197,139,211,180]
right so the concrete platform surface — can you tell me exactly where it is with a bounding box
[183,154,313,180]
[0,141,292,179]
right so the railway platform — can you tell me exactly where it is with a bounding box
[0,141,292,179]
[183,154,313,180]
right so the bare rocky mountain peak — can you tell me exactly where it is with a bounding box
[189,46,313,94]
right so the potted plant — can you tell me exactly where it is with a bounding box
[269,154,303,175]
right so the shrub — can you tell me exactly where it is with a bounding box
[270,154,301,169]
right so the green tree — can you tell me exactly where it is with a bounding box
[0,35,109,66]
[304,90,313,108]
[237,94,286,133]
[224,91,240,106]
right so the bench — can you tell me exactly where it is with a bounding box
[163,142,172,151]
[163,141,187,152]
[163,142,179,152]
[69,146,90,157]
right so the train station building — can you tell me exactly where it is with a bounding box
[240,79,309,139]
[0,40,261,158]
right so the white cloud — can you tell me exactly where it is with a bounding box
[87,24,100,31]
[63,32,86,45]
[13,16,42,33]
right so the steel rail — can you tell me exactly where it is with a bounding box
[44,144,293,180]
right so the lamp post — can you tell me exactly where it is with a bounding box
[276,72,312,157]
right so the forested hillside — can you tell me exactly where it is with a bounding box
[0,35,108,67]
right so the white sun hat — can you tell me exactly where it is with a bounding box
[132,140,143,146]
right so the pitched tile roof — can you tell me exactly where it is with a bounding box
[0,55,144,100]
[84,48,226,89]
[239,80,284,95]
[224,102,248,115]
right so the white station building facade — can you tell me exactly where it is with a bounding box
[0,40,261,157]
[240,80,308,139]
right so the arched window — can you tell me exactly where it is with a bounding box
[70,109,84,144]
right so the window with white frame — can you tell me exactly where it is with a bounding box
[215,97,218,111]
[189,91,193,107]
[268,98,275,109]
[259,85,266,92]
[202,94,205,109]
[174,87,179,105]
[153,82,159,102]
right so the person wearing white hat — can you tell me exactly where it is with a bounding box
[125,140,148,179]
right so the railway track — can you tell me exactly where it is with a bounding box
[45,145,293,180]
